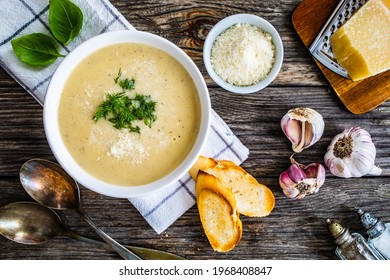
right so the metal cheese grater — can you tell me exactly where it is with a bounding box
[309,0,367,79]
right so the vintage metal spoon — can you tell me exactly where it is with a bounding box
[0,202,184,259]
[19,158,141,260]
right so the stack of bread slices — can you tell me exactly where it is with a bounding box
[190,156,275,252]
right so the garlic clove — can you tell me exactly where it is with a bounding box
[280,108,324,153]
[304,122,314,147]
[281,185,300,199]
[279,171,300,198]
[304,163,319,178]
[288,162,307,183]
[304,163,326,188]
[282,118,301,145]
[279,170,297,188]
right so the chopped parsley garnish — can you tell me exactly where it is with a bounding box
[93,92,157,133]
[93,69,157,133]
[114,68,135,90]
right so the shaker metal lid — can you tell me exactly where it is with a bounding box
[358,209,385,238]
[326,219,346,239]
[326,219,353,245]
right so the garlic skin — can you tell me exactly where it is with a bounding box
[324,127,382,178]
[281,108,325,153]
[279,156,326,199]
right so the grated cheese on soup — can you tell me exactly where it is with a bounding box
[107,132,148,164]
[211,23,276,86]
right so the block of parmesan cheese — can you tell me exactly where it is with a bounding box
[330,0,390,81]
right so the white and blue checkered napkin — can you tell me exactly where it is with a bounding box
[0,0,135,104]
[0,0,249,234]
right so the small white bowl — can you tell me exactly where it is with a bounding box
[44,30,211,198]
[203,14,284,94]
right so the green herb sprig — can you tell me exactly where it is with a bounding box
[11,33,65,67]
[49,0,83,45]
[11,0,83,67]
[93,92,157,134]
[114,68,135,90]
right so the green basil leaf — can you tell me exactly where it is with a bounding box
[11,33,65,67]
[49,0,83,45]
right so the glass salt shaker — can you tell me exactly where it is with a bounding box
[326,219,384,260]
[358,209,390,260]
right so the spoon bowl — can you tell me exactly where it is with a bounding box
[19,158,141,260]
[20,159,79,210]
[0,201,65,244]
[0,202,185,260]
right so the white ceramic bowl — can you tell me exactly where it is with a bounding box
[44,30,211,198]
[203,14,284,94]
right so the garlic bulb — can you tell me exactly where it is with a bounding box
[281,108,325,153]
[324,127,382,178]
[279,156,326,199]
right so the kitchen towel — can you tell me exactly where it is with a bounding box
[0,0,249,234]
[0,0,135,104]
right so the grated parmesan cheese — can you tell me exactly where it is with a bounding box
[107,133,148,164]
[211,23,276,86]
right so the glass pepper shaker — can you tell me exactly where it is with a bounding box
[326,219,384,260]
[358,209,390,260]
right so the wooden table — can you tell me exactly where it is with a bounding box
[1,0,389,260]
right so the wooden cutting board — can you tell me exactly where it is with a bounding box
[292,0,390,114]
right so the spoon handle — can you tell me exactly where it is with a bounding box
[77,210,141,260]
[64,230,185,260]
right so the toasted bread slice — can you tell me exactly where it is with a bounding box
[189,156,217,180]
[206,162,275,217]
[196,171,242,252]
[191,156,275,217]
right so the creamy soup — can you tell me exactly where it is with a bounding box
[58,43,201,186]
